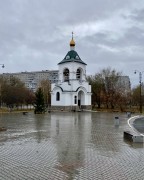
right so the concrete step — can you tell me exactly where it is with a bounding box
[124,131,143,143]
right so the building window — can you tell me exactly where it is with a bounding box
[74,96,77,104]
[66,55,70,59]
[76,68,81,80]
[63,68,69,82]
[76,55,79,59]
[56,92,60,101]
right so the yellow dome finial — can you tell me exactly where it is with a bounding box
[70,32,75,47]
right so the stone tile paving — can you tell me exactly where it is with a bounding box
[0,112,144,180]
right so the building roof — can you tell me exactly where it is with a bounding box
[58,50,87,65]
[58,34,87,65]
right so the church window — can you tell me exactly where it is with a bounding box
[76,55,79,59]
[66,55,70,59]
[56,92,60,101]
[74,96,77,104]
[63,68,69,82]
[76,68,81,80]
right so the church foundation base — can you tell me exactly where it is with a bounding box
[50,105,91,111]
[81,105,92,110]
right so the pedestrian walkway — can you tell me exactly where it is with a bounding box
[0,112,144,180]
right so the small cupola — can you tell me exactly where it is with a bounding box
[58,32,87,65]
[70,32,75,50]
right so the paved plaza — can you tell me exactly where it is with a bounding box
[0,111,144,180]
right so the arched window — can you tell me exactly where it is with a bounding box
[76,68,81,80]
[56,92,60,101]
[63,68,69,82]
[74,96,77,104]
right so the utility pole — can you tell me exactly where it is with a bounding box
[134,70,144,113]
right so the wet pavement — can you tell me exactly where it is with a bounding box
[133,117,144,134]
[0,112,144,180]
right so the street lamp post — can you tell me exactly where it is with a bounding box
[134,70,144,113]
[0,64,4,108]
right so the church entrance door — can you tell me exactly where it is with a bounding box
[78,90,85,108]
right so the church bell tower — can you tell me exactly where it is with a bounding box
[51,33,91,111]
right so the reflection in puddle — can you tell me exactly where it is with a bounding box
[124,138,144,148]
[51,112,91,179]
[0,112,144,179]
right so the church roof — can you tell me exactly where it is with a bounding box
[58,50,87,65]
[58,33,87,65]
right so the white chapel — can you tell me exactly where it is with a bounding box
[51,34,91,111]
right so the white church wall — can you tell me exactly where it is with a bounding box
[53,80,90,92]
[58,62,86,82]
[51,90,74,106]
[51,80,91,106]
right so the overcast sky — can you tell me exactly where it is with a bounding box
[0,0,144,87]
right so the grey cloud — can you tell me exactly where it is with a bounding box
[0,0,144,87]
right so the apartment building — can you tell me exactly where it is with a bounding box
[105,75,131,94]
[117,76,131,94]
[2,70,58,92]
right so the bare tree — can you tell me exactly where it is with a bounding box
[40,79,51,107]
[87,67,131,111]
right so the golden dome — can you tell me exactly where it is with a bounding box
[70,38,75,46]
[70,32,75,46]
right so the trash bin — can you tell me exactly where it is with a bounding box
[114,116,120,126]
[127,112,131,118]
